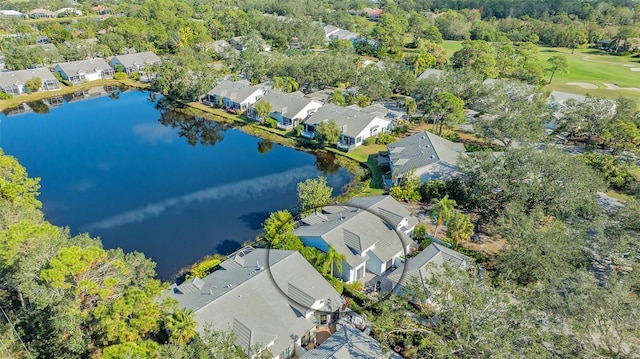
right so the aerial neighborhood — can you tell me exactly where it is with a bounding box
[0,0,639,358]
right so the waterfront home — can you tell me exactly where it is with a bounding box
[0,10,25,17]
[300,319,402,359]
[204,80,265,112]
[386,131,466,184]
[302,104,391,151]
[385,243,470,299]
[108,51,161,75]
[166,248,343,359]
[248,90,324,130]
[27,8,56,18]
[0,68,60,95]
[294,196,417,283]
[53,58,114,85]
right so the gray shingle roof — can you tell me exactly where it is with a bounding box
[304,103,387,138]
[386,131,466,180]
[295,198,414,266]
[254,90,322,120]
[0,68,57,87]
[55,58,111,75]
[548,90,587,105]
[110,51,161,68]
[166,249,342,356]
[207,80,262,103]
[345,195,419,231]
[300,323,403,359]
[417,68,445,81]
[387,243,470,289]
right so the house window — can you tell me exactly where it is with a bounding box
[356,266,365,280]
[301,330,312,346]
[356,136,362,143]
[282,345,292,359]
[385,259,393,271]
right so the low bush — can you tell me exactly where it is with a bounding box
[442,131,460,142]
[186,255,223,279]
[130,72,141,81]
[376,133,397,145]
[265,117,278,128]
[0,92,13,100]
[363,137,376,146]
[114,72,128,80]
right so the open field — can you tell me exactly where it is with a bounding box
[538,46,640,105]
[439,40,640,107]
[442,40,463,57]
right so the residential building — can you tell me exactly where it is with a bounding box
[323,25,358,42]
[166,248,343,359]
[363,7,383,20]
[0,68,60,95]
[294,195,417,283]
[416,68,445,81]
[230,36,271,52]
[27,8,56,18]
[300,319,402,359]
[0,10,25,17]
[108,51,161,75]
[302,104,391,151]
[204,80,265,112]
[210,40,231,57]
[248,90,324,130]
[54,7,82,16]
[386,131,466,184]
[53,58,114,84]
[385,243,470,298]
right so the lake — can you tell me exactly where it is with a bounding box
[0,88,352,279]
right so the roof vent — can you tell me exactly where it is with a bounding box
[426,145,430,148]
[429,155,435,159]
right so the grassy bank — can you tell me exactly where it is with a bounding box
[185,101,386,193]
[0,79,151,111]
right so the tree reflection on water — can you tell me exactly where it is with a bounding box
[157,101,227,147]
[314,151,341,174]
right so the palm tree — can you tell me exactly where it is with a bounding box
[323,245,346,278]
[254,100,272,122]
[166,308,197,345]
[272,76,285,91]
[283,77,299,93]
[430,195,457,238]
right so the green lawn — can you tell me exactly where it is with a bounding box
[442,40,463,57]
[440,40,640,107]
[537,46,640,105]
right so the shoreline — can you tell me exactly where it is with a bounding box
[2,86,381,282]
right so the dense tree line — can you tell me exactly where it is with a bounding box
[0,150,252,358]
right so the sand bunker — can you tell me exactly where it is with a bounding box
[566,82,598,89]
[630,68,640,72]
[602,83,640,92]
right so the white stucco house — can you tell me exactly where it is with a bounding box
[108,51,161,75]
[53,58,114,84]
[248,90,324,130]
[302,103,391,151]
[166,248,343,359]
[204,80,265,112]
[386,131,466,184]
[0,68,60,95]
[294,196,418,283]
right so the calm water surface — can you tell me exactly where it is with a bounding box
[0,89,351,279]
